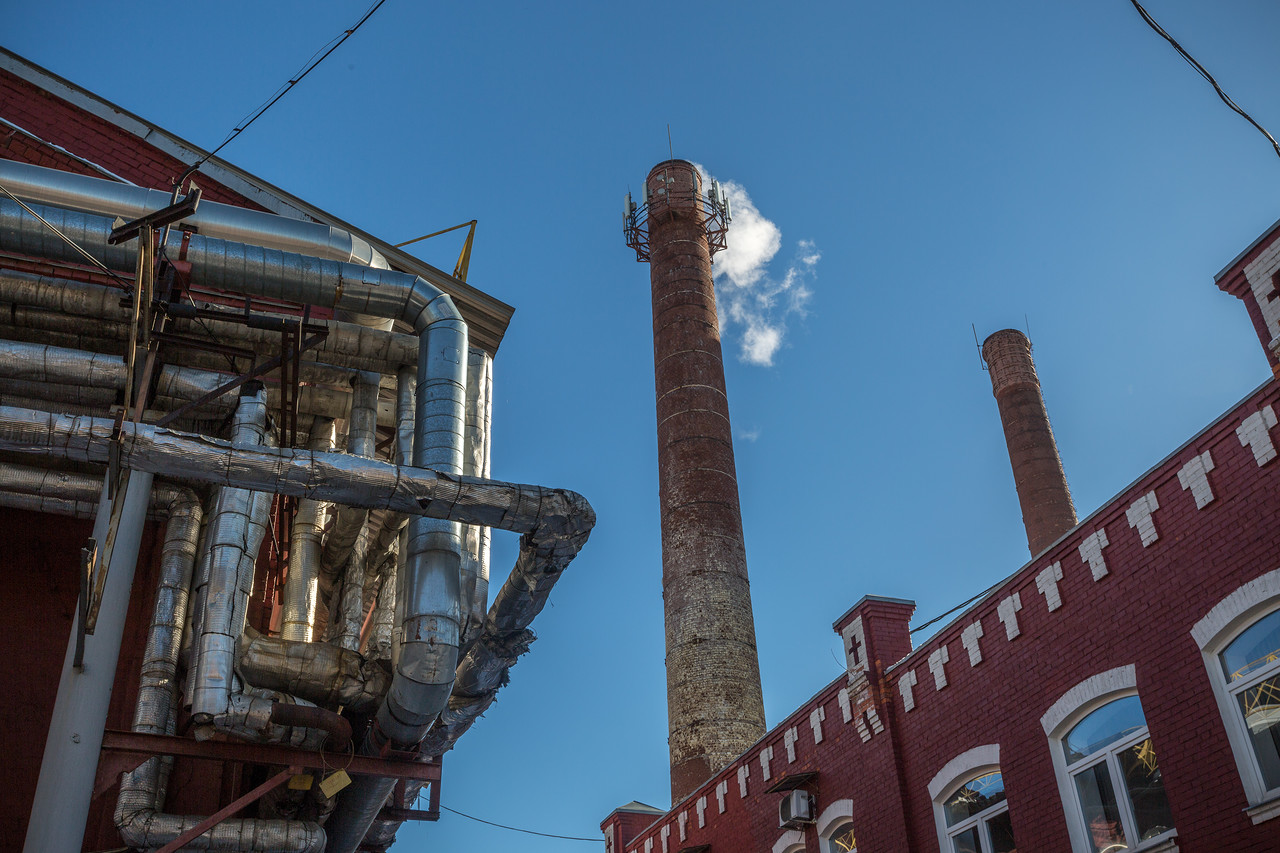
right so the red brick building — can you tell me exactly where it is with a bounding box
[603,221,1280,853]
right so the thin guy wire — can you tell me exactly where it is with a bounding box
[178,0,387,184]
[0,179,133,290]
[1128,0,1280,160]
[439,804,599,842]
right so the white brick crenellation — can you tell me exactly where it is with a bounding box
[899,669,919,712]
[837,686,853,723]
[660,825,670,853]
[678,811,688,842]
[961,620,985,667]
[737,764,750,798]
[715,780,728,814]
[998,592,1023,640]
[696,796,707,828]
[1036,562,1065,611]
[1126,491,1160,547]
[1177,451,1216,509]
[1244,236,1280,346]
[759,745,774,781]
[809,705,826,744]
[1237,406,1278,467]
[783,726,799,763]
[929,645,950,690]
[1078,528,1110,581]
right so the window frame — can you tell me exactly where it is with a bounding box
[928,745,1011,853]
[1041,666,1177,853]
[1191,567,1280,822]
[815,798,856,853]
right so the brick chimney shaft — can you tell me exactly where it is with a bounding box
[641,160,766,802]
[982,329,1077,555]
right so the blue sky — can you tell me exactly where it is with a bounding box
[7,1,1280,848]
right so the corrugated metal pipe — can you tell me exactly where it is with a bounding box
[238,627,390,713]
[190,386,274,727]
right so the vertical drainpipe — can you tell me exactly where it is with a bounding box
[981,329,1077,555]
[22,467,155,853]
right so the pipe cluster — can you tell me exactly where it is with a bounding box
[0,163,593,853]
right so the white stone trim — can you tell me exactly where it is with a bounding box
[1177,451,1216,509]
[816,798,855,846]
[772,829,806,853]
[928,645,951,690]
[678,811,688,842]
[1078,528,1110,581]
[783,726,799,762]
[644,838,653,853]
[1191,567,1280,648]
[715,780,728,814]
[696,796,707,827]
[841,615,868,677]
[961,620,985,667]
[737,764,750,798]
[1237,406,1278,467]
[1036,562,1064,611]
[1040,664,1137,736]
[605,825,615,853]
[927,744,1001,800]
[660,825,670,853]
[1244,234,1280,345]
[1126,491,1160,547]
[899,669,919,712]
[998,592,1023,640]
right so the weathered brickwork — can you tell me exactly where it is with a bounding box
[644,159,767,802]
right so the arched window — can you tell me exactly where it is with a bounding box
[939,771,1015,853]
[928,746,1015,853]
[816,799,856,853]
[1042,667,1176,852]
[1192,568,1280,821]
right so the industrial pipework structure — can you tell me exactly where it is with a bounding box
[0,54,593,853]
[625,160,767,802]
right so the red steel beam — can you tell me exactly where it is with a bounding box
[154,765,297,853]
[98,730,440,783]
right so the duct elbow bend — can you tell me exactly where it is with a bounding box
[405,285,463,332]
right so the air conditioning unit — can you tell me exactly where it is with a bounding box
[778,790,814,828]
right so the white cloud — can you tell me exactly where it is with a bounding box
[694,165,819,367]
[738,426,761,443]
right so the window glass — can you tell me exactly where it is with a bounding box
[1064,696,1146,764]
[1117,738,1174,840]
[1235,673,1280,789]
[943,771,1007,825]
[949,826,980,853]
[1221,609,1280,682]
[985,810,1017,853]
[828,824,856,853]
[1072,762,1126,853]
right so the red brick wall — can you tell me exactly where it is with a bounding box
[0,68,265,206]
[614,377,1280,853]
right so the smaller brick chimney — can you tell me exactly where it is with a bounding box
[833,595,917,682]
[1214,223,1280,374]
[982,330,1077,555]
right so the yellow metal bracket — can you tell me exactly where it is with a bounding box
[394,219,477,282]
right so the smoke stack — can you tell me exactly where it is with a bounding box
[625,160,766,802]
[982,329,1077,555]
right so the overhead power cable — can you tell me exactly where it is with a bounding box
[176,0,387,187]
[439,804,599,842]
[1127,0,1280,161]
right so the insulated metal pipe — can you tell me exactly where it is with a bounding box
[190,387,273,724]
[281,418,335,642]
[22,468,155,853]
[321,372,379,577]
[981,329,1077,555]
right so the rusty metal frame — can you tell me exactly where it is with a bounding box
[153,765,298,853]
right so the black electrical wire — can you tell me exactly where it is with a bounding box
[1127,0,1280,161]
[910,577,1006,636]
[439,804,600,842]
[175,0,387,188]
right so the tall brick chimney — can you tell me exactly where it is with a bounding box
[625,160,766,802]
[982,329,1077,555]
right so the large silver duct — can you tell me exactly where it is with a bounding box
[281,418,335,642]
[190,388,274,725]
[322,372,379,578]
[0,159,386,268]
[0,269,420,374]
